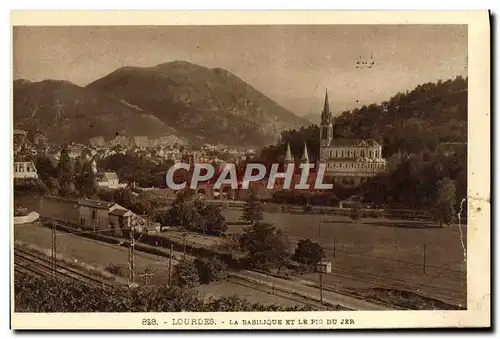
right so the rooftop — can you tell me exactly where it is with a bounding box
[96,172,119,182]
[79,199,116,210]
[329,139,381,147]
[109,208,133,216]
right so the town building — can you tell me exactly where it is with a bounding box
[91,160,125,189]
[96,172,121,189]
[40,196,149,233]
[78,199,125,230]
[318,90,387,185]
[13,161,38,179]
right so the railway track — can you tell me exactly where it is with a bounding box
[14,246,116,289]
[227,277,345,311]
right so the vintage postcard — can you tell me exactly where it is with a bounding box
[10,10,490,330]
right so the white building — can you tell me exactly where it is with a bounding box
[14,161,38,179]
[319,90,387,185]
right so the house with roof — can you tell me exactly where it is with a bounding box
[96,172,121,189]
[78,199,127,230]
[90,159,125,189]
[108,208,136,234]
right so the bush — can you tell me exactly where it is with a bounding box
[195,257,228,284]
[172,258,200,288]
[350,205,363,221]
[105,264,127,278]
[14,178,49,196]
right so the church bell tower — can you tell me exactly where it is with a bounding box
[319,90,334,164]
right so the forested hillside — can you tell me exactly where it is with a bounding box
[333,76,467,157]
[261,76,467,163]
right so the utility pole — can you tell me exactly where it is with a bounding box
[333,236,336,260]
[183,233,187,257]
[138,270,155,286]
[51,220,57,279]
[423,244,427,274]
[168,244,173,285]
[316,261,331,303]
[129,227,136,285]
[320,272,324,302]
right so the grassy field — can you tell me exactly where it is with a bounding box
[223,208,467,306]
[223,209,466,270]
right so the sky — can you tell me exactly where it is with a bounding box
[13,25,467,117]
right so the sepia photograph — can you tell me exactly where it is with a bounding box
[10,10,490,330]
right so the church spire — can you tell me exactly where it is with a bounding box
[301,142,310,163]
[285,143,294,165]
[321,89,331,124]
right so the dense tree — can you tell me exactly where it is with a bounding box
[34,155,58,183]
[194,257,228,284]
[57,147,76,197]
[359,148,466,210]
[292,239,325,266]
[199,205,228,236]
[98,153,174,188]
[13,178,48,198]
[167,194,203,229]
[240,194,264,224]
[240,222,290,271]
[74,161,97,198]
[172,258,200,288]
[114,188,137,209]
[435,178,457,227]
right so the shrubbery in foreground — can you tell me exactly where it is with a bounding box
[14,274,312,312]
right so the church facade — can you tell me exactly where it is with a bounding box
[319,91,387,185]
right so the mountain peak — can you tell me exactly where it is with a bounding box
[155,60,205,70]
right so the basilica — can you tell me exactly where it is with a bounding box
[319,91,387,185]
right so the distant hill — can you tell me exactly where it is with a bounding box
[86,61,308,146]
[14,61,307,147]
[332,76,468,156]
[13,79,182,144]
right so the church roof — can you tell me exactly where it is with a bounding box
[329,138,381,147]
[285,143,293,162]
[301,142,310,162]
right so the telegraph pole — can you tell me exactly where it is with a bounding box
[320,272,324,302]
[51,220,57,279]
[168,244,173,285]
[129,227,136,285]
[423,244,427,274]
[138,270,155,286]
[183,233,187,257]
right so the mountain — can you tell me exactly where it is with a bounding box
[303,113,320,125]
[86,61,308,146]
[13,79,183,144]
